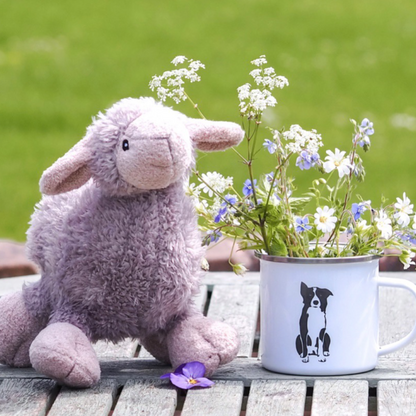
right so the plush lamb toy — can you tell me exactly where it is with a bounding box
[0,97,243,388]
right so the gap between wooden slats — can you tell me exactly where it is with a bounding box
[181,380,244,416]
[112,379,176,416]
[311,380,368,416]
[207,285,259,357]
[138,285,208,359]
[378,380,416,416]
[0,378,56,416]
[47,379,118,416]
[245,380,306,416]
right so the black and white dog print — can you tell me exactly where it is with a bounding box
[296,282,333,363]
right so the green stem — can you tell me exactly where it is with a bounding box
[184,91,206,119]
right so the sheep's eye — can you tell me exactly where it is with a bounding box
[122,139,129,151]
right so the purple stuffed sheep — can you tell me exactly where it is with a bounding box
[0,97,243,388]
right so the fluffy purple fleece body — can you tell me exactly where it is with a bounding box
[0,97,243,387]
[25,180,203,342]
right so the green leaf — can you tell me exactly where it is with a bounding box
[269,237,288,256]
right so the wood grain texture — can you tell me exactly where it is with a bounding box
[207,284,259,357]
[47,379,118,416]
[311,380,368,416]
[378,380,416,416]
[0,378,56,416]
[94,339,139,358]
[181,380,244,416]
[4,357,416,387]
[112,379,177,416]
[246,380,306,416]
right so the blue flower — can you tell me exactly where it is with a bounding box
[356,118,374,148]
[207,229,222,243]
[215,194,237,223]
[360,118,374,136]
[266,172,278,187]
[243,179,257,197]
[295,151,320,170]
[295,216,312,233]
[263,139,277,154]
[352,202,369,221]
[223,194,237,206]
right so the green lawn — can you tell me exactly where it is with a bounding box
[1,0,415,241]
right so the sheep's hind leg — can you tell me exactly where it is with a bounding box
[29,322,100,388]
[0,292,45,367]
[140,331,170,363]
[166,312,240,376]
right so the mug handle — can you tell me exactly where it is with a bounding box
[377,276,416,357]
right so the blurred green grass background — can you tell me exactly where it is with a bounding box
[1,0,415,241]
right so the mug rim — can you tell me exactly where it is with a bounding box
[255,251,381,264]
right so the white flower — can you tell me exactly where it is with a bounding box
[394,192,413,227]
[171,55,187,66]
[355,219,371,232]
[314,206,337,233]
[149,57,205,103]
[251,55,268,67]
[401,252,415,270]
[201,258,210,271]
[375,210,393,239]
[323,148,352,178]
[232,263,248,276]
[198,172,232,197]
[282,125,323,154]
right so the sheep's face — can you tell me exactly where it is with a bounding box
[115,108,193,190]
[39,97,244,197]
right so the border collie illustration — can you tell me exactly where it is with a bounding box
[296,282,333,363]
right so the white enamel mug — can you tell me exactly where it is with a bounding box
[257,253,416,375]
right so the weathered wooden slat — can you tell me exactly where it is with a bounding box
[4,357,416,387]
[47,379,117,416]
[112,379,177,416]
[246,380,306,416]
[181,380,244,416]
[207,285,259,357]
[311,380,368,416]
[0,274,40,296]
[94,338,139,358]
[138,285,208,359]
[378,380,416,416]
[0,378,56,416]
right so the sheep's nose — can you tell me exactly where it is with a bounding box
[145,136,174,168]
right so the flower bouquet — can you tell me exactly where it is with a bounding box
[149,55,416,273]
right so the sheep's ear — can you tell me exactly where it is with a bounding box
[186,118,244,152]
[40,135,93,195]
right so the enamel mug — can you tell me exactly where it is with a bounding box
[257,253,416,375]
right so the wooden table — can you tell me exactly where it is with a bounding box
[1,272,416,415]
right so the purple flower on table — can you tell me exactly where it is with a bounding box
[161,361,214,390]
[295,216,312,233]
[243,179,257,197]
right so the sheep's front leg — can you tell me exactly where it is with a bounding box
[166,312,240,376]
[29,322,100,388]
[0,292,45,367]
